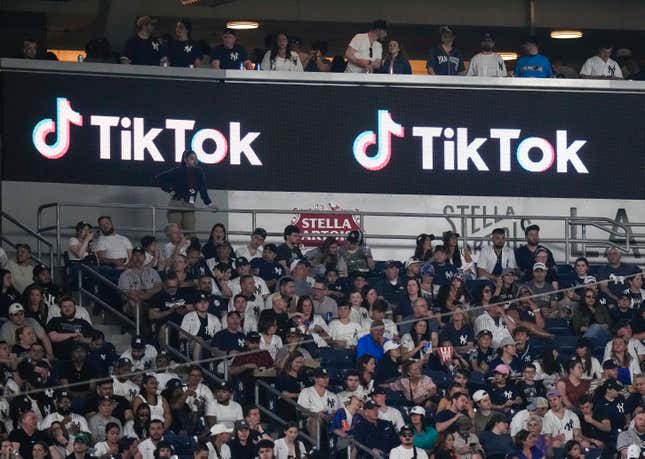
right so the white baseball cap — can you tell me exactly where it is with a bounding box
[472,390,489,403]
[8,303,24,315]
[410,406,426,416]
[210,423,233,436]
[383,340,400,353]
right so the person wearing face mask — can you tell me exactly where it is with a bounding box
[467,32,507,77]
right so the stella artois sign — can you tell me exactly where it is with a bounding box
[290,202,362,247]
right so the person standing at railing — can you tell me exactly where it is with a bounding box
[344,20,387,74]
[121,16,168,66]
[167,18,202,68]
[156,150,216,238]
[426,26,466,76]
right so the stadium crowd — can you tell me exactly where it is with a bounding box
[0,191,643,459]
[15,19,645,80]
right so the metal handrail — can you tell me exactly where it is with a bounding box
[77,263,139,333]
[164,321,228,382]
[255,380,380,458]
[36,201,641,267]
[163,344,222,385]
[1,210,54,268]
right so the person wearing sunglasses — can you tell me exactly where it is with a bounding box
[389,424,429,458]
[344,20,387,73]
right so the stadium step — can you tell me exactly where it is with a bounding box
[92,313,132,354]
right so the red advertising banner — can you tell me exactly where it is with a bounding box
[290,203,361,247]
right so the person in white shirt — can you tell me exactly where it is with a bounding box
[297,368,341,442]
[467,32,507,77]
[345,20,387,73]
[580,44,623,79]
[181,293,222,342]
[228,257,270,299]
[207,423,232,459]
[259,317,283,360]
[40,391,91,432]
[46,302,92,324]
[148,351,181,391]
[212,382,243,428]
[337,370,368,404]
[94,216,133,270]
[372,388,406,430]
[477,228,518,280]
[602,323,645,364]
[542,388,581,446]
[273,422,307,459]
[183,365,217,425]
[236,227,266,261]
[328,302,363,348]
[0,246,7,269]
[390,424,429,459]
[474,303,515,349]
[162,223,191,268]
[120,336,158,371]
[137,420,166,459]
[261,32,303,71]
[111,358,140,401]
[67,221,94,261]
[6,243,35,293]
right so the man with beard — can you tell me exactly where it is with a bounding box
[467,32,507,77]
[46,297,94,360]
[40,390,91,433]
[95,216,133,280]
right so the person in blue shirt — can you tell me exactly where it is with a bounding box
[211,28,251,70]
[426,26,465,75]
[509,429,544,459]
[356,320,387,360]
[121,16,168,66]
[250,244,285,292]
[514,36,552,78]
[430,246,459,287]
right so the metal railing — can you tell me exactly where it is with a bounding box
[1,210,54,268]
[255,380,380,458]
[36,201,641,266]
[76,263,139,333]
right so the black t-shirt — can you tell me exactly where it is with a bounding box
[168,39,201,67]
[150,289,192,324]
[122,35,167,65]
[9,428,50,459]
[0,286,20,317]
[487,382,521,407]
[594,395,627,438]
[516,380,547,405]
[276,243,303,266]
[212,329,246,352]
[60,359,103,392]
[469,346,496,368]
[45,317,94,360]
[251,258,284,282]
[211,44,248,69]
[440,324,474,348]
[228,438,256,459]
[435,409,461,433]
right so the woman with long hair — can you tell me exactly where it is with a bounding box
[296,295,331,348]
[572,288,611,347]
[397,278,427,319]
[443,231,475,276]
[21,284,48,327]
[610,336,641,384]
[306,236,347,278]
[258,318,284,360]
[93,422,122,457]
[388,360,437,408]
[563,440,584,459]
[31,442,51,459]
[414,233,434,262]
[275,352,305,420]
[261,32,303,71]
[363,287,380,312]
[409,406,438,450]
[273,422,307,459]
[131,375,172,429]
[556,359,590,409]
[574,339,602,382]
[401,319,433,361]
[433,431,456,459]
[378,39,412,74]
[510,430,543,459]
[123,403,151,440]
[356,354,376,394]
[0,270,19,317]
[202,223,228,259]
[534,345,565,388]
[440,306,474,354]
[168,254,196,289]
[156,150,214,237]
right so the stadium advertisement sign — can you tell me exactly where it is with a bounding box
[2,71,644,200]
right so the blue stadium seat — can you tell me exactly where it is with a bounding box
[319,348,355,369]
[556,264,574,276]
[424,369,453,389]
[545,318,572,335]
[557,335,579,359]
[588,264,603,277]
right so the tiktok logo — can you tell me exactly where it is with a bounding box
[352,109,589,174]
[32,97,83,159]
[352,110,404,171]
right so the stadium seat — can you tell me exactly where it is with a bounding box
[319,348,356,369]
[556,264,574,276]
[557,335,580,359]
[545,318,572,335]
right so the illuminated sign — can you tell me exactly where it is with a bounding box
[353,109,588,173]
[2,70,643,199]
